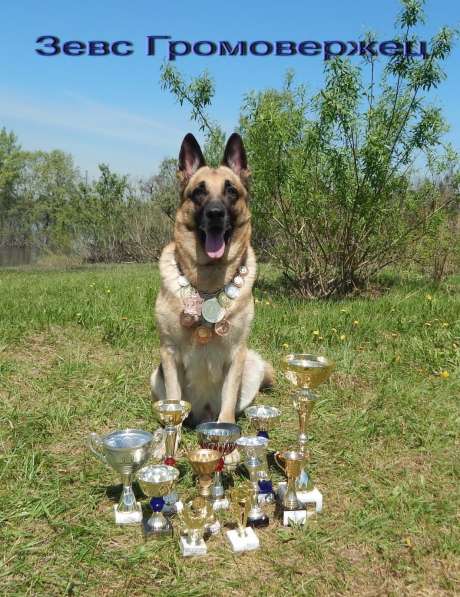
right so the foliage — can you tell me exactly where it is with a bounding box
[160,1,458,296]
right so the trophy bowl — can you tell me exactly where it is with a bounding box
[244,405,281,438]
[87,428,157,524]
[152,400,192,427]
[196,422,241,505]
[137,464,180,535]
[283,353,334,388]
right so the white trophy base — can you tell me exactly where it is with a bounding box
[297,487,323,514]
[212,497,229,511]
[276,482,323,515]
[283,509,307,526]
[114,503,142,524]
[179,535,207,557]
[226,527,260,552]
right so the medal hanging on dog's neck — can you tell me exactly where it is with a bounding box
[173,260,249,343]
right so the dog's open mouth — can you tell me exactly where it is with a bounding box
[200,229,232,260]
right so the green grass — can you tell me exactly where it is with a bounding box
[0,263,458,596]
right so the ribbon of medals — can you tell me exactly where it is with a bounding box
[175,262,249,345]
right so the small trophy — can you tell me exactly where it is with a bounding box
[187,448,222,534]
[275,449,309,526]
[178,496,214,557]
[283,353,333,510]
[226,484,260,553]
[244,405,281,501]
[196,422,241,509]
[236,436,270,526]
[87,428,157,524]
[152,400,191,513]
[137,464,180,536]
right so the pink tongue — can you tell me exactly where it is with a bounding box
[205,230,225,259]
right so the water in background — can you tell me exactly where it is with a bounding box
[0,246,38,267]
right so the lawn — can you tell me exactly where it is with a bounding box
[0,263,458,596]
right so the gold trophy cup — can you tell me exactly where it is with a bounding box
[283,353,333,503]
[226,484,260,552]
[187,448,221,534]
[178,496,214,557]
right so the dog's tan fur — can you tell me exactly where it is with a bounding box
[150,133,273,425]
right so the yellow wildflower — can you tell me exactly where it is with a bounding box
[426,294,432,301]
[440,371,449,379]
[282,343,289,349]
[353,320,359,326]
[340,334,346,341]
[312,330,320,336]
[442,322,449,328]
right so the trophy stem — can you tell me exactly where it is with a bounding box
[118,473,137,513]
[147,497,169,532]
[284,476,300,511]
[164,425,178,464]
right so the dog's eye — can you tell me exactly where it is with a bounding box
[224,180,239,202]
[188,182,207,204]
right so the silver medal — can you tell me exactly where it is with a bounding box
[239,265,248,276]
[224,284,240,300]
[178,275,189,288]
[233,275,244,288]
[201,298,225,324]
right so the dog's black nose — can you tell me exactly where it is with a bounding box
[205,203,225,222]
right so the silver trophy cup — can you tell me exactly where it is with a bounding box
[87,428,157,524]
[236,436,270,527]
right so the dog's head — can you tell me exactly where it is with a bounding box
[175,133,251,263]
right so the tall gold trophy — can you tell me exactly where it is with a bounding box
[282,353,334,512]
[187,448,221,534]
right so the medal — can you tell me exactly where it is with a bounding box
[180,311,198,328]
[233,275,244,288]
[217,291,232,309]
[178,275,189,288]
[179,286,193,299]
[224,284,240,300]
[195,325,213,345]
[202,298,225,324]
[214,319,230,336]
[239,265,248,276]
[183,295,203,317]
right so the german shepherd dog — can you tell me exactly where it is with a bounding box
[150,133,273,426]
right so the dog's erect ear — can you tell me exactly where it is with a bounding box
[222,133,249,177]
[178,133,206,186]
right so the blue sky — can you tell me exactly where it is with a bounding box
[2,0,459,178]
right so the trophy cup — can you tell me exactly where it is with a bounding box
[226,484,260,552]
[196,422,241,510]
[187,448,221,534]
[236,436,270,525]
[178,496,214,557]
[137,464,179,536]
[152,400,191,513]
[275,449,309,526]
[244,405,281,501]
[283,353,334,510]
[87,428,157,524]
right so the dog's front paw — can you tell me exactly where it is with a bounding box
[224,448,241,469]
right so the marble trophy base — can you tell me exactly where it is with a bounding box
[206,520,221,535]
[283,509,307,526]
[276,482,323,516]
[114,503,142,524]
[226,527,260,552]
[179,536,207,557]
[212,497,230,511]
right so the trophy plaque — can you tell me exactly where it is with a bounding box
[87,428,157,524]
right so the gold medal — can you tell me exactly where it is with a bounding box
[184,295,203,317]
[214,319,230,336]
[202,298,225,324]
[217,291,232,309]
[180,311,198,328]
[195,325,213,345]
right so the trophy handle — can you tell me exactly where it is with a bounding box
[273,451,285,473]
[87,432,107,464]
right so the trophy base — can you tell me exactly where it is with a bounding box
[297,487,323,513]
[283,509,307,526]
[162,499,184,515]
[179,536,207,557]
[226,527,260,552]
[258,492,274,505]
[114,503,142,524]
[205,520,221,535]
[212,497,229,511]
[248,514,270,528]
[143,520,173,538]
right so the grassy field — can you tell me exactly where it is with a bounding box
[0,263,458,596]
